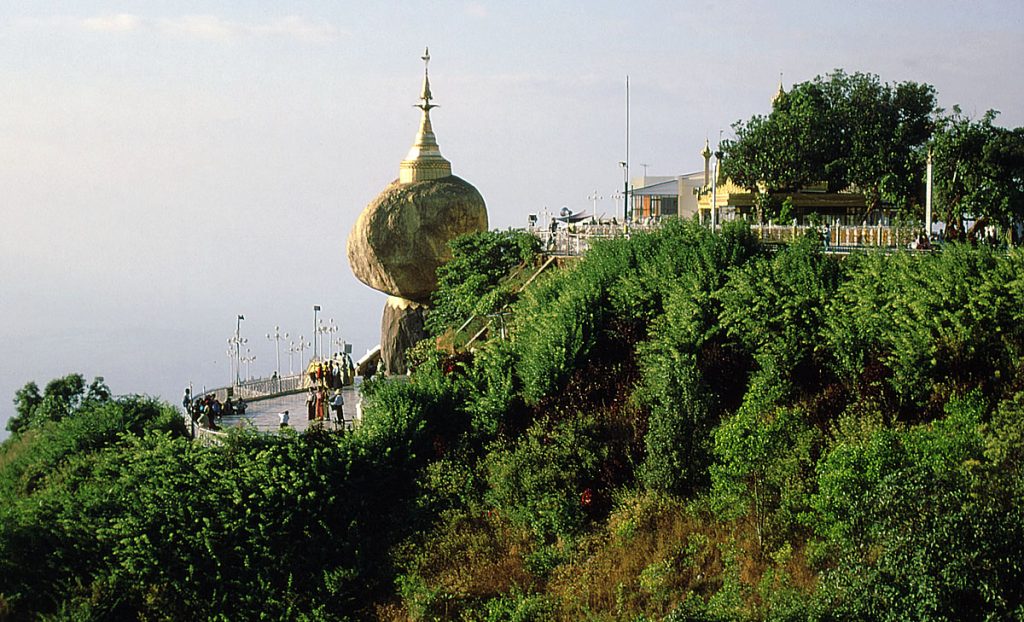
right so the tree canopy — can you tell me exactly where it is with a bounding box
[721,70,939,213]
[931,107,1024,236]
[722,70,1024,233]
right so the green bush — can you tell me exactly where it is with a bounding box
[484,415,603,546]
[427,230,540,336]
[809,392,1024,620]
[709,371,820,549]
[639,355,717,496]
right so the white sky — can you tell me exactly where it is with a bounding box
[1,0,1022,434]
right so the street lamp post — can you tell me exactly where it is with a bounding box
[588,190,602,215]
[227,314,246,386]
[619,161,628,222]
[295,335,311,368]
[312,305,321,360]
[225,347,234,386]
[326,319,339,358]
[333,337,348,359]
[241,348,256,381]
[266,325,288,386]
[316,320,328,362]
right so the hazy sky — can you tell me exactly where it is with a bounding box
[2,1,1022,435]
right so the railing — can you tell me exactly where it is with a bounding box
[193,424,227,445]
[198,373,306,404]
[232,373,306,400]
[754,221,917,248]
[528,220,923,257]
[529,222,661,256]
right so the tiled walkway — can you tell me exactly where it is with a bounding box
[216,386,361,433]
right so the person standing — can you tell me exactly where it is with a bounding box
[315,387,326,422]
[278,410,290,428]
[306,387,316,421]
[331,390,345,429]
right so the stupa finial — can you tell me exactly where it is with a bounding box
[418,47,435,111]
[400,46,451,183]
[773,72,786,105]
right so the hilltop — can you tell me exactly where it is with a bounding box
[2,221,1023,621]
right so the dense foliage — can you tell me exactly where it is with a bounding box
[721,70,938,213]
[931,107,1024,236]
[721,70,1024,229]
[426,229,541,336]
[3,220,1024,620]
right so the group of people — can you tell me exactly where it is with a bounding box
[303,386,345,427]
[307,357,354,390]
[182,388,246,430]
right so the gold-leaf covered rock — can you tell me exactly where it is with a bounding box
[346,175,487,304]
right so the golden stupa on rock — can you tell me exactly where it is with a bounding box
[347,48,488,374]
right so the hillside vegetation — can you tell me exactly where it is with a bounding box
[2,221,1023,621]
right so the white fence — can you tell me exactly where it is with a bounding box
[231,373,306,400]
[529,220,920,256]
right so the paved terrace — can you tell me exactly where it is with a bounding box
[189,380,362,442]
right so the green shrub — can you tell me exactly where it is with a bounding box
[639,356,717,496]
[427,230,540,336]
[809,392,1024,620]
[484,415,603,546]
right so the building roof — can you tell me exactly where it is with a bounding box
[632,171,705,197]
[633,178,679,196]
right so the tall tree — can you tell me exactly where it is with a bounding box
[721,70,938,215]
[932,108,1024,238]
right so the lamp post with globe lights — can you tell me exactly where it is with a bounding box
[294,335,311,369]
[240,348,256,381]
[312,305,321,360]
[316,320,329,362]
[227,314,246,386]
[326,319,339,358]
[266,326,288,387]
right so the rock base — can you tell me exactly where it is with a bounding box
[380,296,427,375]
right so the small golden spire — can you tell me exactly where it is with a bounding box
[418,47,434,111]
[772,72,785,105]
[400,47,452,184]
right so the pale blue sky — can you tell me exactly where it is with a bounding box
[1,1,1022,434]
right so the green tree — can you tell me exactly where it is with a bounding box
[6,374,110,435]
[710,376,820,549]
[810,393,1024,620]
[932,107,1024,238]
[427,230,540,336]
[722,70,938,215]
[717,236,842,386]
[484,415,603,546]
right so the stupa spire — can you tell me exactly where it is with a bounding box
[419,47,434,111]
[400,46,452,184]
[772,72,786,106]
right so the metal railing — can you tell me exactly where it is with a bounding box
[529,222,661,256]
[754,221,917,248]
[232,373,306,400]
[528,220,922,257]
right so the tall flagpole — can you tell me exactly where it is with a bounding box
[925,148,933,239]
[624,75,630,223]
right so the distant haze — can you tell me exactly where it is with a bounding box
[2,1,1022,437]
